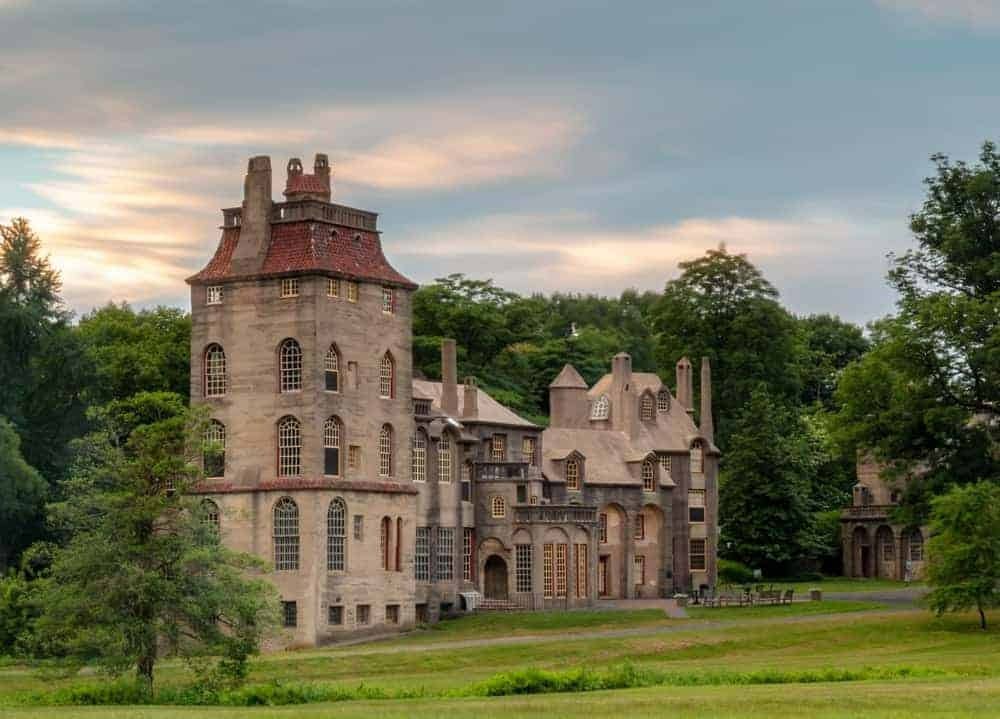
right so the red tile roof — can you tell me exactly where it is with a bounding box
[187,222,417,288]
[284,173,329,197]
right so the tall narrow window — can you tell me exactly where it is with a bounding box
[642,459,655,492]
[634,513,646,540]
[491,495,506,518]
[415,527,430,581]
[203,419,226,478]
[461,461,472,501]
[347,281,359,302]
[543,544,554,598]
[327,278,340,298]
[273,497,299,570]
[324,345,340,392]
[378,424,393,478]
[490,434,506,462]
[348,445,361,471]
[565,458,580,491]
[324,416,342,476]
[690,538,707,571]
[690,440,704,474]
[599,513,608,543]
[279,339,302,393]
[659,454,672,477]
[575,543,588,598]
[204,344,227,397]
[395,517,402,572]
[688,489,706,523]
[909,529,924,561]
[591,395,610,420]
[277,416,301,477]
[379,353,394,399]
[201,498,221,534]
[554,543,568,597]
[437,527,454,580]
[640,393,655,421]
[381,287,394,314]
[515,544,532,593]
[327,498,346,571]
[657,389,671,412]
[522,436,537,466]
[634,555,645,585]
[463,527,475,582]
[411,431,427,482]
[280,278,299,297]
[380,516,392,571]
[438,434,453,482]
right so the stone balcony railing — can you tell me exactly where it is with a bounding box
[514,504,599,526]
[842,504,894,520]
[476,462,529,482]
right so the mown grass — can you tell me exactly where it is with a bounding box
[764,578,923,594]
[685,599,884,620]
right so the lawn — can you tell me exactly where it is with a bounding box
[0,606,996,716]
[756,577,923,594]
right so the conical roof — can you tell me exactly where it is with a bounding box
[549,364,588,389]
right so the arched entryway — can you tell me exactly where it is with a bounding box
[852,526,872,578]
[484,555,509,599]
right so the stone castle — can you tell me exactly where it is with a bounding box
[186,154,718,645]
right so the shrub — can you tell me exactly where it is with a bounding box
[717,559,755,585]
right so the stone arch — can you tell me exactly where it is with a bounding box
[851,525,872,578]
[483,554,509,600]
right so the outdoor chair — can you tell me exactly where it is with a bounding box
[781,589,794,604]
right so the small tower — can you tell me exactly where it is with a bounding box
[549,364,589,428]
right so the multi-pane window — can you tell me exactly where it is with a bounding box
[437,527,454,581]
[599,513,608,543]
[575,543,587,597]
[201,498,221,534]
[660,454,672,477]
[273,497,299,570]
[328,605,343,625]
[640,394,655,421]
[280,278,299,298]
[591,395,610,420]
[688,489,706,523]
[461,461,472,501]
[411,431,427,482]
[282,600,297,627]
[554,544,568,597]
[356,604,370,625]
[381,287,394,314]
[204,344,227,397]
[634,513,646,540]
[515,544,532,593]
[327,498,346,571]
[690,440,704,474]
[206,285,223,305]
[657,389,671,412]
[203,420,226,477]
[880,531,895,562]
[279,338,302,392]
[380,517,392,570]
[690,538,707,571]
[324,345,340,392]
[353,515,363,541]
[415,527,430,581]
[348,445,361,471]
[491,495,506,518]
[490,434,506,462]
[385,605,400,624]
[378,425,393,477]
[565,458,580,491]
[347,281,359,303]
[414,399,431,415]
[327,278,340,298]
[277,416,301,476]
[438,434,452,482]
[463,528,474,582]
[909,530,924,561]
[642,459,655,492]
[543,544,554,598]
[522,436,537,466]
[324,416,342,476]
[634,555,645,585]
[379,353,394,399]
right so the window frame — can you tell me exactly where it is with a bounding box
[565,458,581,491]
[490,495,507,519]
[327,278,340,298]
[381,286,394,314]
[327,498,347,571]
[378,424,393,478]
[323,416,342,477]
[273,497,300,571]
[277,416,302,477]
[324,344,340,393]
[690,538,707,571]
[280,278,300,298]
[206,285,223,305]
[204,344,227,398]
[278,338,303,393]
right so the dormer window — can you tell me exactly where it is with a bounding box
[642,459,655,492]
[657,389,670,412]
[690,440,704,474]
[591,395,610,420]
[206,285,223,305]
[280,278,299,298]
[640,393,655,421]
[565,458,581,491]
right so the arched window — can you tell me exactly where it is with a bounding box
[379,352,394,399]
[277,416,302,477]
[204,344,227,397]
[203,419,226,478]
[566,458,580,491]
[591,395,610,420]
[438,434,453,483]
[909,529,924,561]
[411,431,427,482]
[323,416,342,476]
[690,440,704,474]
[380,516,392,570]
[279,338,302,393]
[324,344,340,392]
[640,393,655,421]
[378,424,393,477]
[201,498,221,534]
[657,389,671,412]
[642,459,656,492]
[491,495,507,518]
[327,498,346,571]
[273,497,299,570]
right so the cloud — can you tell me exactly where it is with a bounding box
[875,0,1000,28]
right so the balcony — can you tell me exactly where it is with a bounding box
[476,462,528,481]
[842,504,894,520]
[514,504,599,526]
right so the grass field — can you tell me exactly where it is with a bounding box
[0,601,995,717]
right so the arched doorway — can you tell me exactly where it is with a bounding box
[484,555,508,599]
[852,526,871,578]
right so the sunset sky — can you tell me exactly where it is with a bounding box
[2,0,998,324]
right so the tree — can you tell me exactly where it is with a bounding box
[797,314,869,408]
[926,482,1000,630]
[653,246,802,449]
[31,397,278,691]
[0,418,47,572]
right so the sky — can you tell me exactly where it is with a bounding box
[1,0,999,325]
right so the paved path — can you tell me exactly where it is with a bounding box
[824,587,927,605]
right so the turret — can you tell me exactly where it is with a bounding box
[549,364,589,428]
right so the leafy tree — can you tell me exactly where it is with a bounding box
[31,399,279,691]
[926,482,1000,630]
[0,418,47,572]
[652,246,802,449]
[797,314,869,408]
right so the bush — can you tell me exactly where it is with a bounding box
[717,559,755,585]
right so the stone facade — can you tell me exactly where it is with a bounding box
[186,154,720,646]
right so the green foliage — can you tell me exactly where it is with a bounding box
[0,418,47,571]
[797,314,869,408]
[0,573,36,654]
[926,482,1000,630]
[717,559,755,585]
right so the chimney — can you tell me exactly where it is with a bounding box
[700,356,714,442]
[287,157,303,179]
[230,155,272,273]
[441,339,459,415]
[314,153,331,195]
[676,357,693,412]
[611,352,632,390]
[463,377,478,418]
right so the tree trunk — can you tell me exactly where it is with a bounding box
[978,600,987,631]
[137,652,155,693]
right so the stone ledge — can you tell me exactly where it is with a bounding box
[190,478,419,495]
